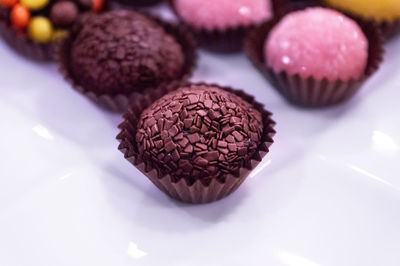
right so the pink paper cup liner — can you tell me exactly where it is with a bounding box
[116,82,276,204]
[244,15,384,108]
[58,12,197,113]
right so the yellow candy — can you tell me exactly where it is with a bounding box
[28,17,53,43]
[21,0,49,11]
[51,29,67,42]
[325,0,400,22]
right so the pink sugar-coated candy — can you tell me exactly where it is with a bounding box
[265,7,368,82]
[175,0,273,31]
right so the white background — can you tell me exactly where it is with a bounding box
[0,4,400,266]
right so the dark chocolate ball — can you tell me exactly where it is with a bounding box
[136,84,264,186]
[69,10,185,95]
[50,1,79,27]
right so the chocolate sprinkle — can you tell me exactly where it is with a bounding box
[135,85,264,185]
[69,10,185,96]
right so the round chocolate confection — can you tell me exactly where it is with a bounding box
[135,85,264,186]
[174,0,273,31]
[50,1,79,27]
[265,7,368,82]
[69,10,185,96]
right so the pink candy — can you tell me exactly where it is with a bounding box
[265,8,368,82]
[175,0,273,30]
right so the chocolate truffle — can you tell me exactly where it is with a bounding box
[135,84,264,186]
[68,10,185,95]
[50,1,79,27]
[118,83,276,203]
[265,7,368,82]
[174,0,273,30]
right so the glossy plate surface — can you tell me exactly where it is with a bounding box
[1,5,400,266]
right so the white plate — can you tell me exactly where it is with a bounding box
[1,5,400,266]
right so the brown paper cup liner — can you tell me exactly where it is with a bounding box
[0,9,56,61]
[0,6,8,21]
[0,4,110,62]
[116,82,276,204]
[116,0,163,6]
[58,12,197,113]
[244,16,384,108]
[376,19,400,40]
[168,0,289,53]
[288,0,320,11]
